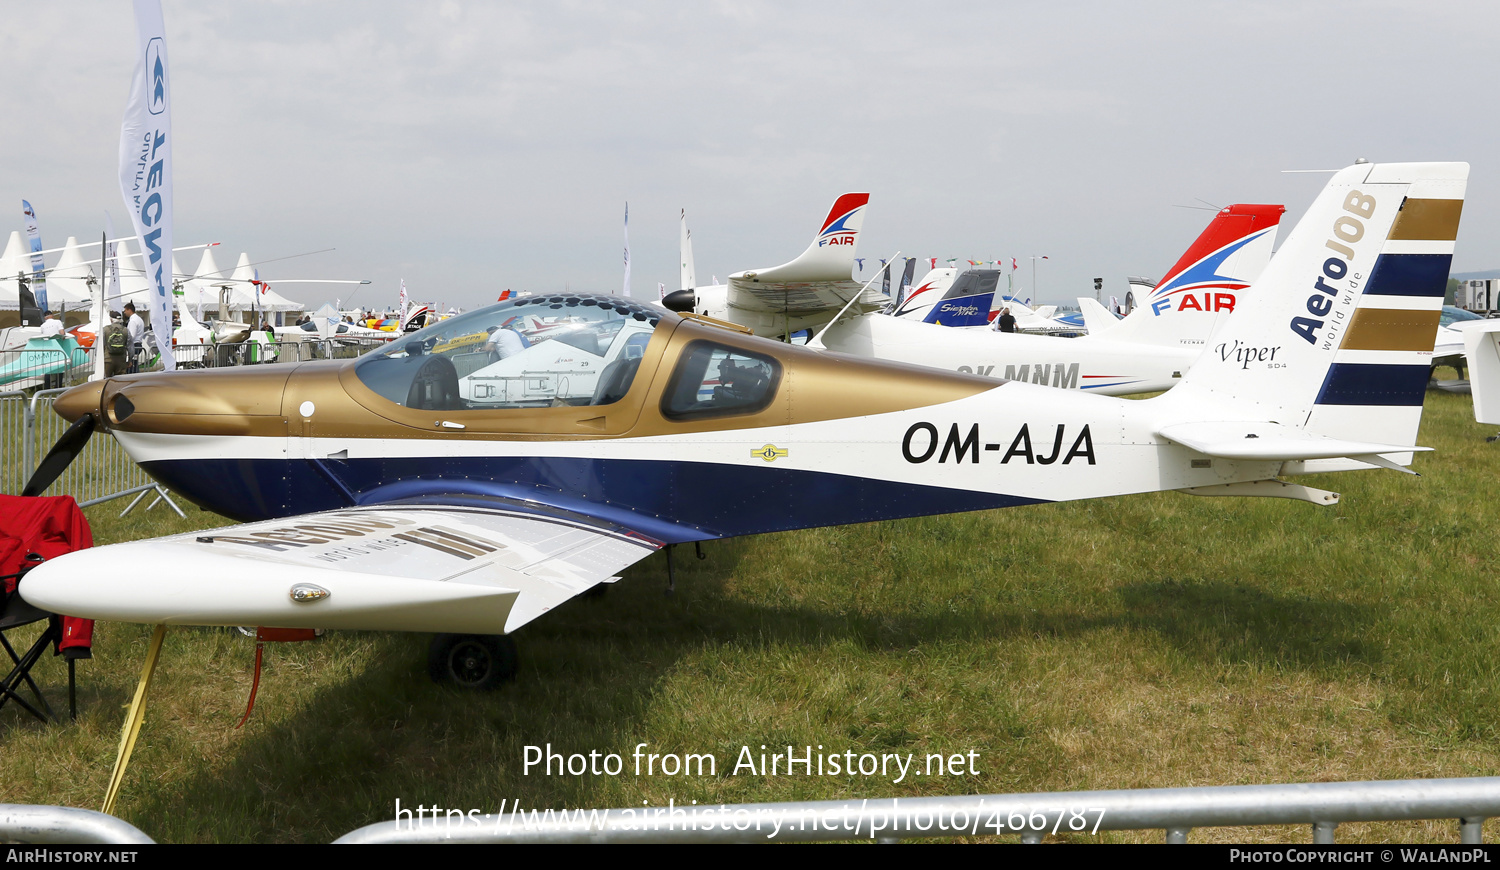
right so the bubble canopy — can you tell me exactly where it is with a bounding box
[354,294,667,412]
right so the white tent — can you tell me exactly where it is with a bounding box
[181,247,223,318]
[0,232,30,310]
[226,252,303,315]
[45,237,96,309]
[114,240,154,312]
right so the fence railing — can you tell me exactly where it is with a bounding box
[331,776,1500,844]
[172,337,389,370]
[1,388,179,514]
[0,346,94,392]
[0,336,386,507]
[0,804,154,845]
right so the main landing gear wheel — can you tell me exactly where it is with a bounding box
[427,634,518,690]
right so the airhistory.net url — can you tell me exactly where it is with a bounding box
[392,799,1107,840]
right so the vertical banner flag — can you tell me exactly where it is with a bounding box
[622,202,631,298]
[900,256,915,294]
[21,201,48,312]
[399,278,409,326]
[118,0,175,371]
[881,261,891,296]
[679,209,697,292]
[104,212,121,309]
[93,226,108,382]
[928,258,937,270]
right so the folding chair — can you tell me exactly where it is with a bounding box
[0,495,95,723]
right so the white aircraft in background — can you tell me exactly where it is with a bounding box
[1452,317,1500,429]
[890,269,1078,335]
[662,194,877,338]
[275,303,395,343]
[811,203,1285,395]
[18,162,1467,690]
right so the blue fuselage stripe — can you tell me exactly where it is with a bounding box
[140,455,1047,542]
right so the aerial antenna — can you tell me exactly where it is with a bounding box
[189,248,338,281]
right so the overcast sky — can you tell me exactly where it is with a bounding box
[2,1,1495,311]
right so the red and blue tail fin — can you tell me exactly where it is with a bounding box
[1088,203,1284,347]
[1147,203,1285,317]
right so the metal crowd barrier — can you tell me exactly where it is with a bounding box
[173,337,390,370]
[0,335,390,508]
[0,346,93,392]
[0,388,179,514]
[0,804,154,844]
[333,776,1500,844]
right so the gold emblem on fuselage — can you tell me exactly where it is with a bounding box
[751,444,788,462]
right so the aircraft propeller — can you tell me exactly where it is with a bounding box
[22,415,96,497]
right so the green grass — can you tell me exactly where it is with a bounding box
[2,385,1499,843]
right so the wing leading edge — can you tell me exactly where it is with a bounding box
[19,503,662,635]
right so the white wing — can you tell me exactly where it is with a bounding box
[20,503,661,635]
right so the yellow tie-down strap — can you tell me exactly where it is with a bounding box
[102,624,167,817]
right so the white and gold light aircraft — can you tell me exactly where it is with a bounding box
[19,162,1465,688]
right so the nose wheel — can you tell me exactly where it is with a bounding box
[427,633,518,690]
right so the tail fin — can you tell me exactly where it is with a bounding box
[1097,204,1284,348]
[732,193,869,284]
[679,209,697,291]
[920,269,999,327]
[892,267,958,318]
[1162,162,1467,468]
[1078,296,1121,334]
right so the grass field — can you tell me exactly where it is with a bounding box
[2,384,1498,843]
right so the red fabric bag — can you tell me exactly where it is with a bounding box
[0,494,95,654]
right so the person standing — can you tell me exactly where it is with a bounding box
[101,313,130,377]
[38,313,64,338]
[123,302,146,373]
[996,307,1017,333]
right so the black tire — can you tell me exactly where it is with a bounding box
[427,633,517,690]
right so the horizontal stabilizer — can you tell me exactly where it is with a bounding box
[1077,297,1120,334]
[1158,420,1431,464]
[1457,319,1500,425]
[727,193,879,326]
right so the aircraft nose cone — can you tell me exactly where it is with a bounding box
[52,380,104,423]
[661,289,696,312]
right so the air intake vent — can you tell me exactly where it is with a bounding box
[111,394,135,423]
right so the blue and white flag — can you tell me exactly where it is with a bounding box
[118,0,175,370]
[21,200,47,311]
[622,202,631,298]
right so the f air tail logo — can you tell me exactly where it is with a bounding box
[817,208,861,248]
[146,38,167,115]
[1147,228,1271,316]
[751,444,788,462]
